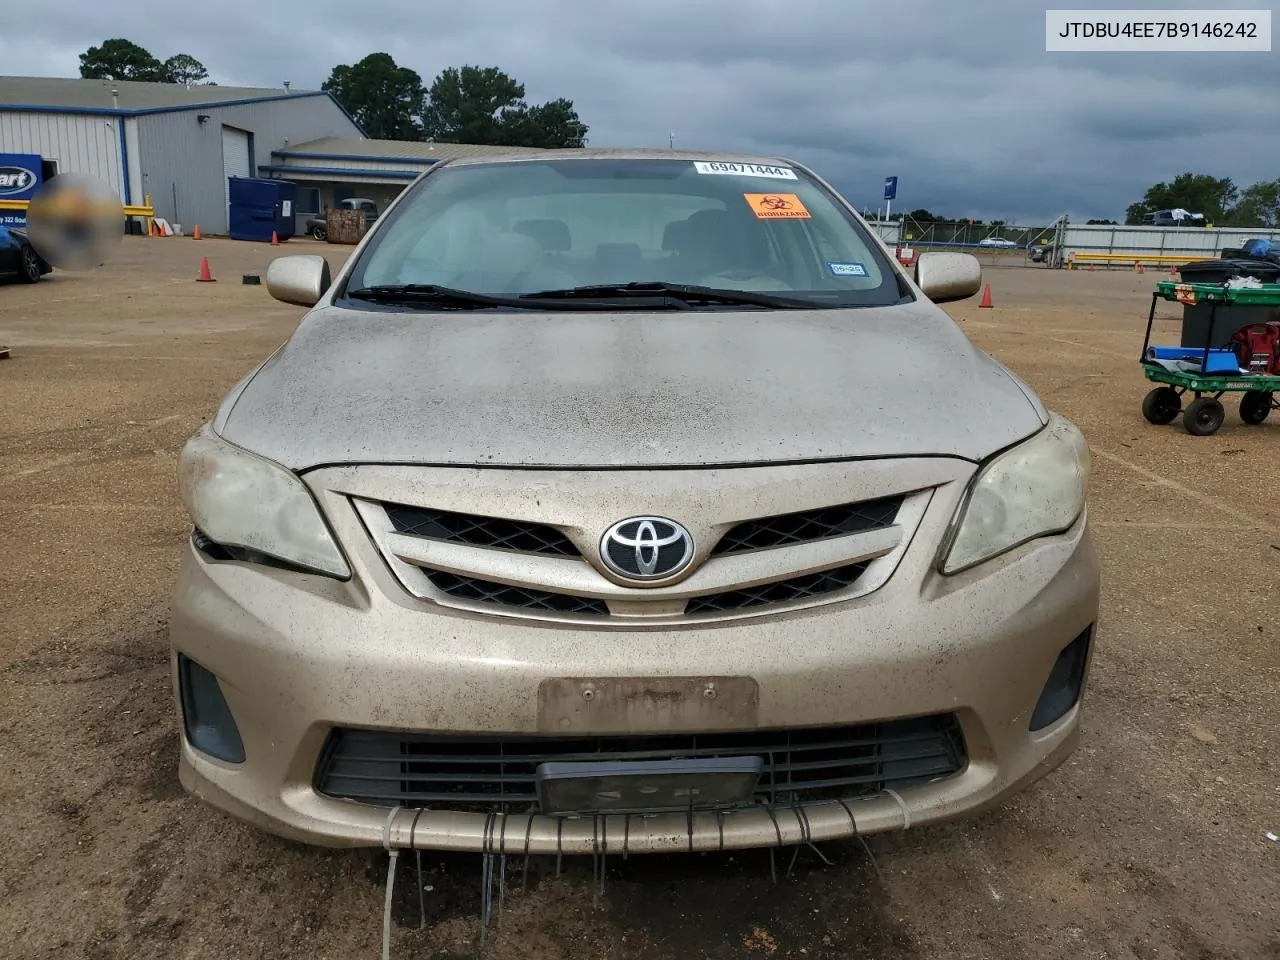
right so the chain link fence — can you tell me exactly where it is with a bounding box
[862,217,1060,251]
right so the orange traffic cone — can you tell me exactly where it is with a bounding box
[1170,265,1177,276]
[1088,263,1095,272]
[271,230,279,246]
[979,284,993,308]
[192,225,202,240]
[1136,262,1144,274]
[197,256,215,282]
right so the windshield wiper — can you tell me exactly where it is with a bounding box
[345,283,696,311]
[518,281,817,309]
[346,281,821,311]
[345,284,524,309]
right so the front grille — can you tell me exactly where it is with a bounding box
[685,563,869,614]
[386,504,580,556]
[423,569,609,616]
[419,563,866,618]
[315,714,966,811]
[372,491,914,620]
[712,496,904,555]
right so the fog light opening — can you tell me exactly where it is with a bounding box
[1029,626,1092,732]
[178,653,246,763]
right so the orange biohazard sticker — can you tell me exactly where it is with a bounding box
[743,193,811,219]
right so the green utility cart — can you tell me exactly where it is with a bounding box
[1139,280,1280,436]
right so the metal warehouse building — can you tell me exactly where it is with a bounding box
[0,76,371,235]
[260,137,540,224]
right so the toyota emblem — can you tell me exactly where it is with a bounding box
[599,516,695,582]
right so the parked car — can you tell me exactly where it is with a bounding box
[171,149,1099,857]
[978,237,1019,249]
[1141,208,1206,227]
[1029,241,1056,263]
[0,225,51,283]
[305,198,380,241]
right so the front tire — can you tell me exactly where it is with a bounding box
[310,225,326,241]
[1183,397,1225,436]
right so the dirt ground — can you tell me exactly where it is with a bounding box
[1,238,1277,960]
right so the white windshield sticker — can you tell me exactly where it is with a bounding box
[692,161,797,180]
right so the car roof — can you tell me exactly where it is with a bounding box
[442,146,801,169]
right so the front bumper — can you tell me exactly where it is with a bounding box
[169,458,1101,855]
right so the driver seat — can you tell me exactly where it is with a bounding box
[676,209,773,278]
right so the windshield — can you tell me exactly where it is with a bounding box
[341,157,905,308]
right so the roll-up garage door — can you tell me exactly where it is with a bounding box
[221,126,251,231]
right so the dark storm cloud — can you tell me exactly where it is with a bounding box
[2,0,1275,223]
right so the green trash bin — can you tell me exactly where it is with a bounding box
[1180,302,1276,347]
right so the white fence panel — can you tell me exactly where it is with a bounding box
[1061,224,1280,260]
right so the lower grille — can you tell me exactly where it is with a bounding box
[315,714,966,811]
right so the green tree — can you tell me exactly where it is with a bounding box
[422,65,589,147]
[1087,218,1117,225]
[497,99,588,148]
[79,40,211,84]
[421,66,521,144]
[161,53,210,85]
[1124,173,1239,224]
[322,53,426,140]
[1228,179,1280,228]
[78,39,165,81]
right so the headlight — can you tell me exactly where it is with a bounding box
[939,413,1090,575]
[177,427,350,578]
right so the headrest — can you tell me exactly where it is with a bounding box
[682,208,769,266]
[662,219,691,250]
[686,209,733,229]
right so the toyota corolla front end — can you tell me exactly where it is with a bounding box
[169,149,1100,855]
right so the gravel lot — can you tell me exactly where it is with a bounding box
[1,238,1277,960]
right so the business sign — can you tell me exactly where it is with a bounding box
[0,153,43,228]
[883,176,898,201]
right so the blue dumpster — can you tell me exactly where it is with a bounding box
[228,177,297,242]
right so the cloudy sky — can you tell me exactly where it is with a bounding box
[2,0,1275,223]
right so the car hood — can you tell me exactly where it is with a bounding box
[215,301,1046,470]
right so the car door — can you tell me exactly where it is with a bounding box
[0,226,20,278]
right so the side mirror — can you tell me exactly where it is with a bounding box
[915,251,982,303]
[266,255,331,307]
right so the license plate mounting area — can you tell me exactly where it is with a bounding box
[536,676,760,735]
